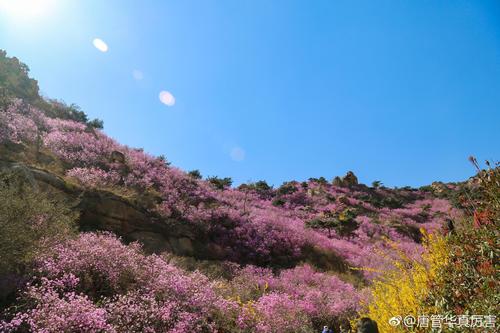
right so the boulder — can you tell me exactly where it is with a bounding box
[128,231,170,253]
[168,237,195,256]
[110,150,126,164]
[343,171,358,186]
[332,171,359,187]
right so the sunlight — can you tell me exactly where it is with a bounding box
[0,0,57,22]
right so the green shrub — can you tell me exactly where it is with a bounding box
[277,182,298,195]
[425,158,500,319]
[272,198,286,206]
[425,221,499,320]
[0,170,76,275]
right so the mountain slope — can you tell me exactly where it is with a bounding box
[0,50,466,332]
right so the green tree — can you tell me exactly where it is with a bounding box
[238,180,272,195]
[87,118,104,129]
[207,176,232,190]
[188,169,202,179]
[308,177,328,185]
[305,218,339,238]
[306,208,358,237]
[253,180,271,192]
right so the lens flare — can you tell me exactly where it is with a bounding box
[93,38,109,53]
[159,91,175,106]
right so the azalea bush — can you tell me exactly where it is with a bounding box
[216,264,363,332]
[0,233,235,332]
[2,234,362,333]
[0,99,42,145]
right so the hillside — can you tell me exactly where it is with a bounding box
[1,50,495,333]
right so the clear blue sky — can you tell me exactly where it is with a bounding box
[1,0,499,187]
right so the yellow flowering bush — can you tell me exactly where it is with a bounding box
[359,159,499,332]
[359,230,449,332]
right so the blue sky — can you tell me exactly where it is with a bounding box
[1,0,499,187]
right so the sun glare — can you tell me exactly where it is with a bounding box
[0,0,57,22]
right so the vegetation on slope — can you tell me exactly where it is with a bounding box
[1,50,497,332]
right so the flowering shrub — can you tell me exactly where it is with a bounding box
[217,264,363,331]
[66,167,121,188]
[271,265,362,318]
[1,233,233,332]
[250,293,314,332]
[43,124,116,168]
[0,234,364,332]
[0,99,41,144]
[1,276,113,333]
[359,231,448,332]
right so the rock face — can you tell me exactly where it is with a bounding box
[0,158,211,258]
